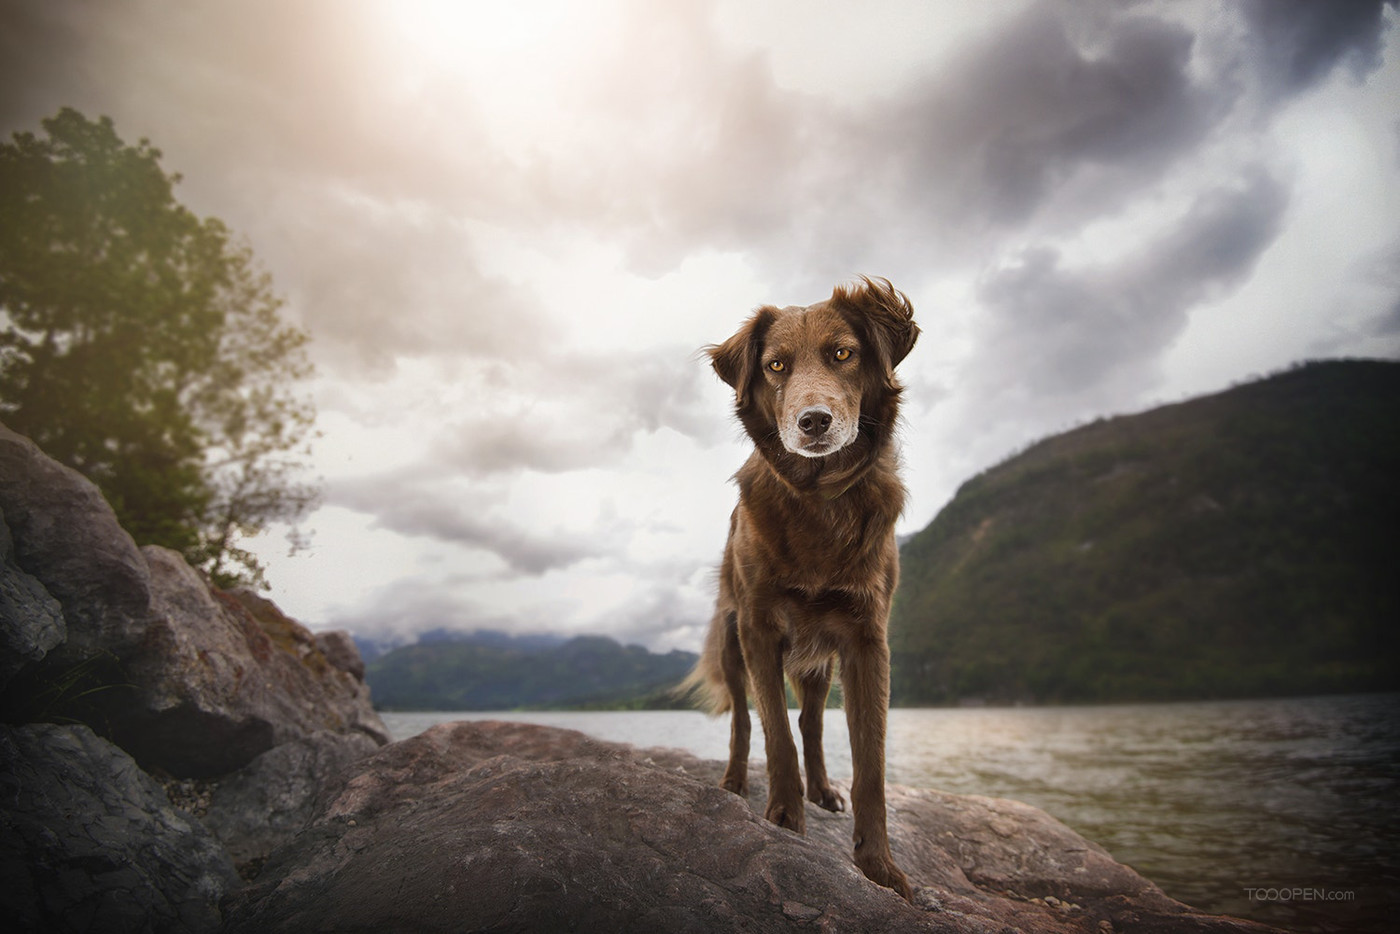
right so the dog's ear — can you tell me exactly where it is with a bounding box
[709,306,776,408]
[835,276,919,371]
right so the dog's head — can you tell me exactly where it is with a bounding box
[710,277,918,460]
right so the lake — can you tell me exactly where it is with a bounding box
[380,693,1400,933]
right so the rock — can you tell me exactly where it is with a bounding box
[224,722,1285,934]
[106,547,390,777]
[0,506,65,690]
[0,423,389,778]
[0,423,151,664]
[201,729,382,866]
[0,722,239,934]
[314,629,365,681]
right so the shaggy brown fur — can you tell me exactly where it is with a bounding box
[682,276,918,900]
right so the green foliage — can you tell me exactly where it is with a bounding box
[0,108,317,587]
[366,634,699,711]
[890,360,1400,705]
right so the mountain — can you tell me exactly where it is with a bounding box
[889,359,1400,705]
[364,632,697,711]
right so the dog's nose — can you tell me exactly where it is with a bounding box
[797,406,833,437]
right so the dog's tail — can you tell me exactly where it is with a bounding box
[671,608,735,714]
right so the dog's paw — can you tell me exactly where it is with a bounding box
[855,851,913,902]
[764,798,805,834]
[808,783,846,813]
[720,773,748,797]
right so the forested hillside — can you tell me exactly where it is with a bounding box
[365,632,696,710]
[890,360,1400,705]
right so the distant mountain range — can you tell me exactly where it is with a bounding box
[363,630,697,711]
[889,359,1400,705]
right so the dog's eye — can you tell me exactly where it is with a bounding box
[833,348,852,362]
[767,360,785,373]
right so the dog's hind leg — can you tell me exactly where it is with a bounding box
[794,659,846,813]
[718,610,751,796]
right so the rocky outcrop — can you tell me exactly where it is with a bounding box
[314,629,366,681]
[0,723,239,934]
[109,546,389,777]
[0,422,388,778]
[0,507,64,690]
[0,422,389,929]
[225,721,1283,934]
[0,425,152,666]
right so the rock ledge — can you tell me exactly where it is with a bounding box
[225,721,1283,934]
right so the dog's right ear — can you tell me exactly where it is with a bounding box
[708,306,776,409]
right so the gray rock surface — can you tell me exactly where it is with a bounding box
[314,628,365,681]
[0,722,239,934]
[0,506,64,690]
[1,420,389,777]
[107,547,390,777]
[201,729,382,865]
[224,721,1284,934]
[0,424,151,665]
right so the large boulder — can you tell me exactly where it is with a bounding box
[0,506,64,690]
[201,729,382,866]
[0,421,388,778]
[224,722,1283,934]
[0,722,239,934]
[314,628,365,681]
[108,546,390,777]
[0,424,151,667]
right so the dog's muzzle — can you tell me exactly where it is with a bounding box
[782,404,857,457]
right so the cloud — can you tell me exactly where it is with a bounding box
[973,168,1290,397]
[878,5,1217,233]
[506,0,1236,288]
[4,0,1397,653]
[328,470,602,575]
[431,348,729,476]
[1241,0,1396,94]
[321,576,509,645]
[272,197,551,374]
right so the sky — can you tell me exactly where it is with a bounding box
[3,0,1398,654]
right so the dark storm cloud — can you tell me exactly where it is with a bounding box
[7,0,1387,365]
[528,0,1394,293]
[974,168,1290,396]
[1241,0,1396,93]
[877,5,1217,232]
[527,0,1233,287]
[329,473,601,575]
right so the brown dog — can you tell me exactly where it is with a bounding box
[683,277,918,899]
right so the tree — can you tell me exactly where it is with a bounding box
[0,107,317,588]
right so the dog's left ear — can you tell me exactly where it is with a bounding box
[709,306,776,409]
[835,276,919,371]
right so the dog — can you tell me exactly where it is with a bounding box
[682,276,918,900]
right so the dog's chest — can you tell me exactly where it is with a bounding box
[738,490,895,594]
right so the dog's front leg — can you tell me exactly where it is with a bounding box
[840,634,912,901]
[739,604,805,834]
